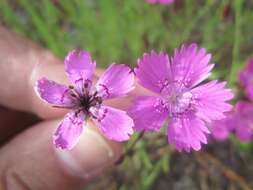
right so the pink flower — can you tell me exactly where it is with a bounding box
[239,58,253,101]
[211,101,253,142]
[35,50,135,150]
[129,44,233,152]
[210,114,234,141]
[211,118,231,141]
[232,101,253,142]
[146,0,174,5]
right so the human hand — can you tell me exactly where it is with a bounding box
[0,26,132,190]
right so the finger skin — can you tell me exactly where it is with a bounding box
[0,26,67,119]
[0,106,39,145]
[0,119,122,190]
[0,26,149,190]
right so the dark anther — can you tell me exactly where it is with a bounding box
[80,96,90,107]
[69,85,74,89]
[78,91,103,116]
[97,97,103,105]
[93,91,98,97]
[91,115,97,120]
[74,109,82,117]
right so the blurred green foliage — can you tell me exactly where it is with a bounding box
[1,0,253,189]
[1,0,253,70]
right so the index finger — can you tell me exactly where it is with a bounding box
[0,26,67,119]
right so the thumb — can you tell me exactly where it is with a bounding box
[0,120,122,190]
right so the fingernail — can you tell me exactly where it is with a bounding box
[54,123,117,179]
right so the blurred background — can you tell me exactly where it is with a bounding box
[0,0,253,189]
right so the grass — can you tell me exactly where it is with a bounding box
[1,0,253,189]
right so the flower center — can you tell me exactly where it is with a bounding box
[168,91,193,116]
[68,85,103,116]
[160,81,193,116]
[79,92,103,114]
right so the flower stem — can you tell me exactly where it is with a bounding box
[229,0,242,87]
[125,131,145,153]
[115,131,145,165]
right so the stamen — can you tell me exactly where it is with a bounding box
[52,105,72,109]
[74,109,82,117]
[71,93,77,98]
[93,91,98,97]
[91,114,97,120]
[69,85,74,89]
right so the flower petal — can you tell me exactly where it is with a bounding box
[96,64,134,99]
[233,101,253,142]
[54,112,85,150]
[91,106,134,141]
[128,96,168,132]
[210,118,231,141]
[35,77,78,108]
[167,115,210,152]
[191,80,234,122]
[171,43,214,88]
[135,51,172,94]
[235,121,252,142]
[64,50,96,94]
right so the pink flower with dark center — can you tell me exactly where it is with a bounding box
[146,0,174,5]
[211,101,253,142]
[129,44,233,152]
[35,50,135,150]
[239,58,253,101]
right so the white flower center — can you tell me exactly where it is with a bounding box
[169,91,193,114]
[159,80,194,117]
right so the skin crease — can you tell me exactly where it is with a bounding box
[0,26,151,190]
